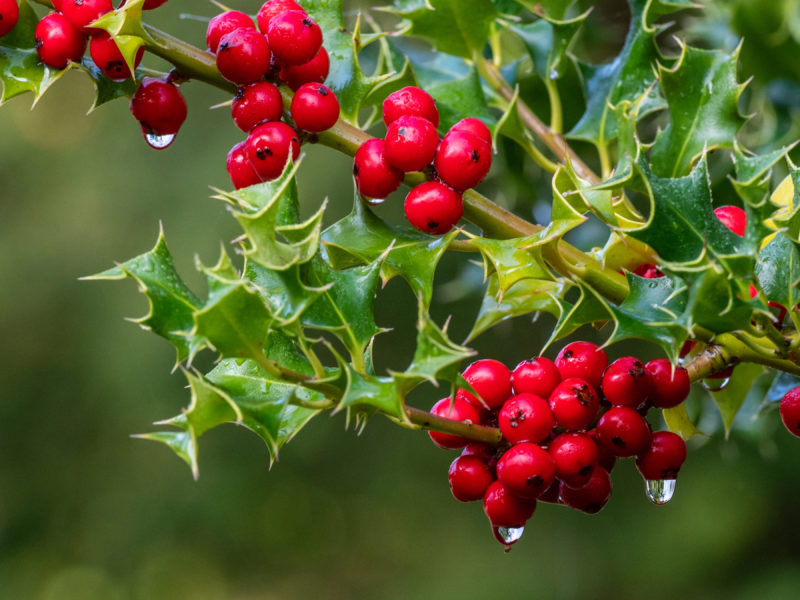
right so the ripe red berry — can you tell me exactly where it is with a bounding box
[267,10,322,65]
[216,28,271,85]
[482,481,536,528]
[587,428,617,472]
[231,81,284,133]
[143,0,169,8]
[34,13,87,70]
[645,359,690,409]
[256,0,305,33]
[61,0,112,34]
[636,431,687,480]
[633,263,664,278]
[595,407,652,457]
[498,393,554,444]
[448,455,494,502]
[227,141,263,189]
[555,341,608,389]
[496,443,556,499]
[206,10,255,54]
[130,77,187,141]
[89,32,144,81]
[290,83,340,132]
[548,378,600,431]
[714,205,746,236]
[548,432,599,488]
[245,121,301,181]
[383,86,439,127]
[427,396,483,449]
[511,357,561,398]
[0,0,19,38]
[384,115,439,172]
[601,356,651,407]
[434,131,492,191]
[462,359,513,410]
[279,46,330,91]
[559,465,612,514]
[780,386,800,437]
[404,181,463,235]
[461,442,493,461]
[353,138,404,200]
[450,117,492,146]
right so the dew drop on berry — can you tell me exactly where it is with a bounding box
[492,525,525,549]
[143,131,176,149]
[702,376,730,392]
[645,479,676,505]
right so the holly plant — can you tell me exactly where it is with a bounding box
[5,0,800,549]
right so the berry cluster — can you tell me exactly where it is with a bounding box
[430,342,690,548]
[212,1,340,188]
[353,86,492,235]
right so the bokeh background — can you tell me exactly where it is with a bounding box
[3,1,800,598]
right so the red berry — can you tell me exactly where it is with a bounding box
[427,396,483,449]
[636,431,687,480]
[256,0,305,34]
[383,86,439,127]
[227,141,263,189]
[645,359,690,409]
[780,386,800,437]
[462,359,513,410]
[511,356,561,398]
[601,356,651,407]
[461,442,493,461]
[559,465,612,514]
[353,138,404,200]
[633,263,664,278]
[216,28,271,85]
[0,0,19,38]
[587,428,617,472]
[34,13,87,70]
[267,10,322,65]
[89,32,144,81]
[404,181,462,235]
[130,77,187,138]
[482,481,536,527]
[498,393,554,444]
[448,455,494,502]
[548,432,599,488]
[206,10,255,54]
[232,81,284,133]
[280,46,330,91]
[595,407,652,457]
[290,83,339,132]
[61,0,112,34]
[679,340,695,358]
[555,341,608,389]
[245,121,301,181]
[548,378,600,431]
[384,115,439,172]
[450,117,492,146]
[714,205,746,237]
[434,131,492,190]
[143,0,169,8]
[496,443,556,499]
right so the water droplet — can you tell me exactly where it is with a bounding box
[702,376,730,392]
[492,525,524,550]
[645,479,676,504]
[144,131,176,149]
[363,197,385,206]
[549,68,558,80]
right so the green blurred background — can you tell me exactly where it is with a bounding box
[3,1,800,598]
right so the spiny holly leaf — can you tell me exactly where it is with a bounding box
[83,227,203,364]
[361,49,418,110]
[756,233,800,312]
[245,261,327,325]
[134,431,197,475]
[545,286,611,347]
[91,0,148,77]
[192,249,273,361]
[322,197,457,307]
[511,9,588,81]
[684,267,755,334]
[429,68,493,131]
[708,362,765,437]
[301,255,385,371]
[731,143,795,206]
[663,403,701,441]
[79,58,138,112]
[649,44,746,177]
[510,0,574,19]
[339,364,406,419]
[388,0,499,58]
[0,0,70,105]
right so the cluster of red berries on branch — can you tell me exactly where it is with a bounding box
[353,86,493,235]
[212,1,339,188]
[429,342,691,548]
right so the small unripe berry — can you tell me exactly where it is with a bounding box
[448,455,493,502]
[267,10,322,65]
[780,386,800,437]
[404,181,462,235]
[511,357,561,398]
[559,465,612,514]
[555,341,608,389]
[498,393,554,444]
[714,205,746,236]
[462,359,513,410]
[61,0,113,34]
[482,481,536,528]
[548,432,599,488]
[227,141,263,189]
[206,10,255,54]
[645,359,690,409]
[548,378,600,431]
[383,86,439,127]
[384,115,439,172]
[245,121,301,181]
[0,0,19,38]
[34,13,87,70]
[280,46,330,91]
[496,442,556,499]
[232,81,284,133]
[130,77,187,140]
[601,356,651,407]
[257,0,306,34]
[636,431,687,480]
[353,138,403,200]
[595,407,652,457]
[216,28,271,85]
[427,396,483,449]
[450,117,492,146]
[290,83,339,132]
[89,32,144,81]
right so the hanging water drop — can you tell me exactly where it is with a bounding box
[702,376,730,392]
[363,196,386,206]
[645,479,676,504]
[492,525,525,550]
[144,131,177,149]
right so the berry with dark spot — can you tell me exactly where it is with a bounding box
[245,121,301,181]
[232,81,284,133]
[461,358,513,410]
[448,455,494,502]
[226,141,263,189]
[548,378,600,431]
[512,356,561,398]
[267,10,322,65]
[434,130,492,191]
[216,28,271,85]
[353,138,403,200]
[559,465,612,514]
[498,393,554,444]
[645,358,691,409]
[89,32,144,81]
[496,442,556,499]
[290,83,339,132]
[595,406,651,458]
[636,431,687,480]
[384,115,439,172]
[601,356,651,407]
[779,386,800,438]
[548,432,599,488]
[427,395,483,449]
[206,10,255,54]
[256,0,305,34]
[34,13,87,70]
[382,86,439,127]
[555,341,608,389]
[403,180,462,235]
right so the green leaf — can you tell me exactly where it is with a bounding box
[510,0,575,19]
[428,68,493,131]
[684,267,754,334]
[83,227,203,364]
[389,0,499,58]
[649,44,746,177]
[511,9,588,81]
[79,58,138,112]
[708,363,764,437]
[339,364,406,419]
[756,233,800,311]
[245,261,326,325]
[663,403,701,441]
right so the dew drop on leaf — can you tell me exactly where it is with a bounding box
[645,479,676,505]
